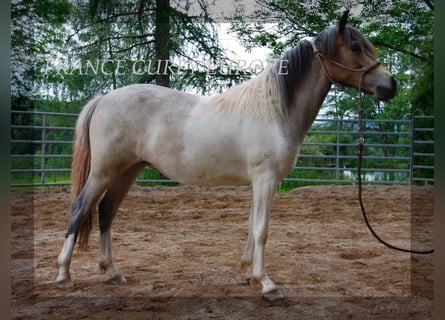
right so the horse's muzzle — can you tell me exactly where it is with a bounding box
[376,76,397,101]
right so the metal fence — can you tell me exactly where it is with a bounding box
[11,110,434,188]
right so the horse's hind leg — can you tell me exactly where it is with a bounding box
[56,176,113,288]
[98,162,145,284]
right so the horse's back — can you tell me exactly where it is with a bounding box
[96,84,199,115]
[90,83,199,136]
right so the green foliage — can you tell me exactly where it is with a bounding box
[11,0,73,108]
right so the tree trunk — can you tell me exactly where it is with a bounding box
[155,0,170,182]
[155,0,170,87]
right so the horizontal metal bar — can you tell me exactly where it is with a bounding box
[413,153,434,157]
[312,118,411,124]
[11,110,78,117]
[412,165,434,170]
[11,182,72,188]
[294,167,410,172]
[11,154,72,158]
[413,115,434,119]
[303,142,411,148]
[298,154,411,161]
[282,178,409,185]
[412,177,434,182]
[361,143,411,148]
[11,140,73,144]
[308,130,411,135]
[414,128,434,132]
[11,168,71,173]
[11,125,75,131]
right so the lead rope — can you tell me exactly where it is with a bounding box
[357,93,434,255]
[314,47,433,254]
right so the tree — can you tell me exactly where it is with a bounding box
[11,0,72,110]
[35,0,250,109]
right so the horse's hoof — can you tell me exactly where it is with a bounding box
[108,274,127,284]
[55,277,72,289]
[262,288,285,301]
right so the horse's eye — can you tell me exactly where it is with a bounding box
[351,43,361,54]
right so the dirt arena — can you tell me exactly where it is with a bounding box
[11,185,433,319]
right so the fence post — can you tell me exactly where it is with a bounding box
[335,118,340,181]
[409,114,415,185]
[40,114,47,185]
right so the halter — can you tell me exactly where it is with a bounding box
[312,44,381,94]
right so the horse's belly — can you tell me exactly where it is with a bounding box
[176,171,250,186]
[154,146,250,186]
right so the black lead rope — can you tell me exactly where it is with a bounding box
[314,44,434,255]
[357,99,434,255]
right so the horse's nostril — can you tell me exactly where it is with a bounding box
[391,76,397,90]
[391,76,398,91]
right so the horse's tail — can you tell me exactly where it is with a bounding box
[71,95,102,249]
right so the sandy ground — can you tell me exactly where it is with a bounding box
[11,185,433,319]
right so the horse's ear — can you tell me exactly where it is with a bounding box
[337,10,349,35]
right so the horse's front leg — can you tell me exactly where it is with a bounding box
[247,174,284,300]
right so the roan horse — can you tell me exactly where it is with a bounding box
[56,11,397,300]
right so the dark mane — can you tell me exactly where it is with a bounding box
[314,25,375,58]
[274,40,314,107]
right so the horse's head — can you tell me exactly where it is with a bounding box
[314,10,397,101]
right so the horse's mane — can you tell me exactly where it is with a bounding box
[211,40,314,121]
[211,25,374,121]
[210,65,285,121]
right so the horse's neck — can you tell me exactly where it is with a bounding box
[284,62,332,147]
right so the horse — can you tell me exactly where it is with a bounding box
[55,11,397,300]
